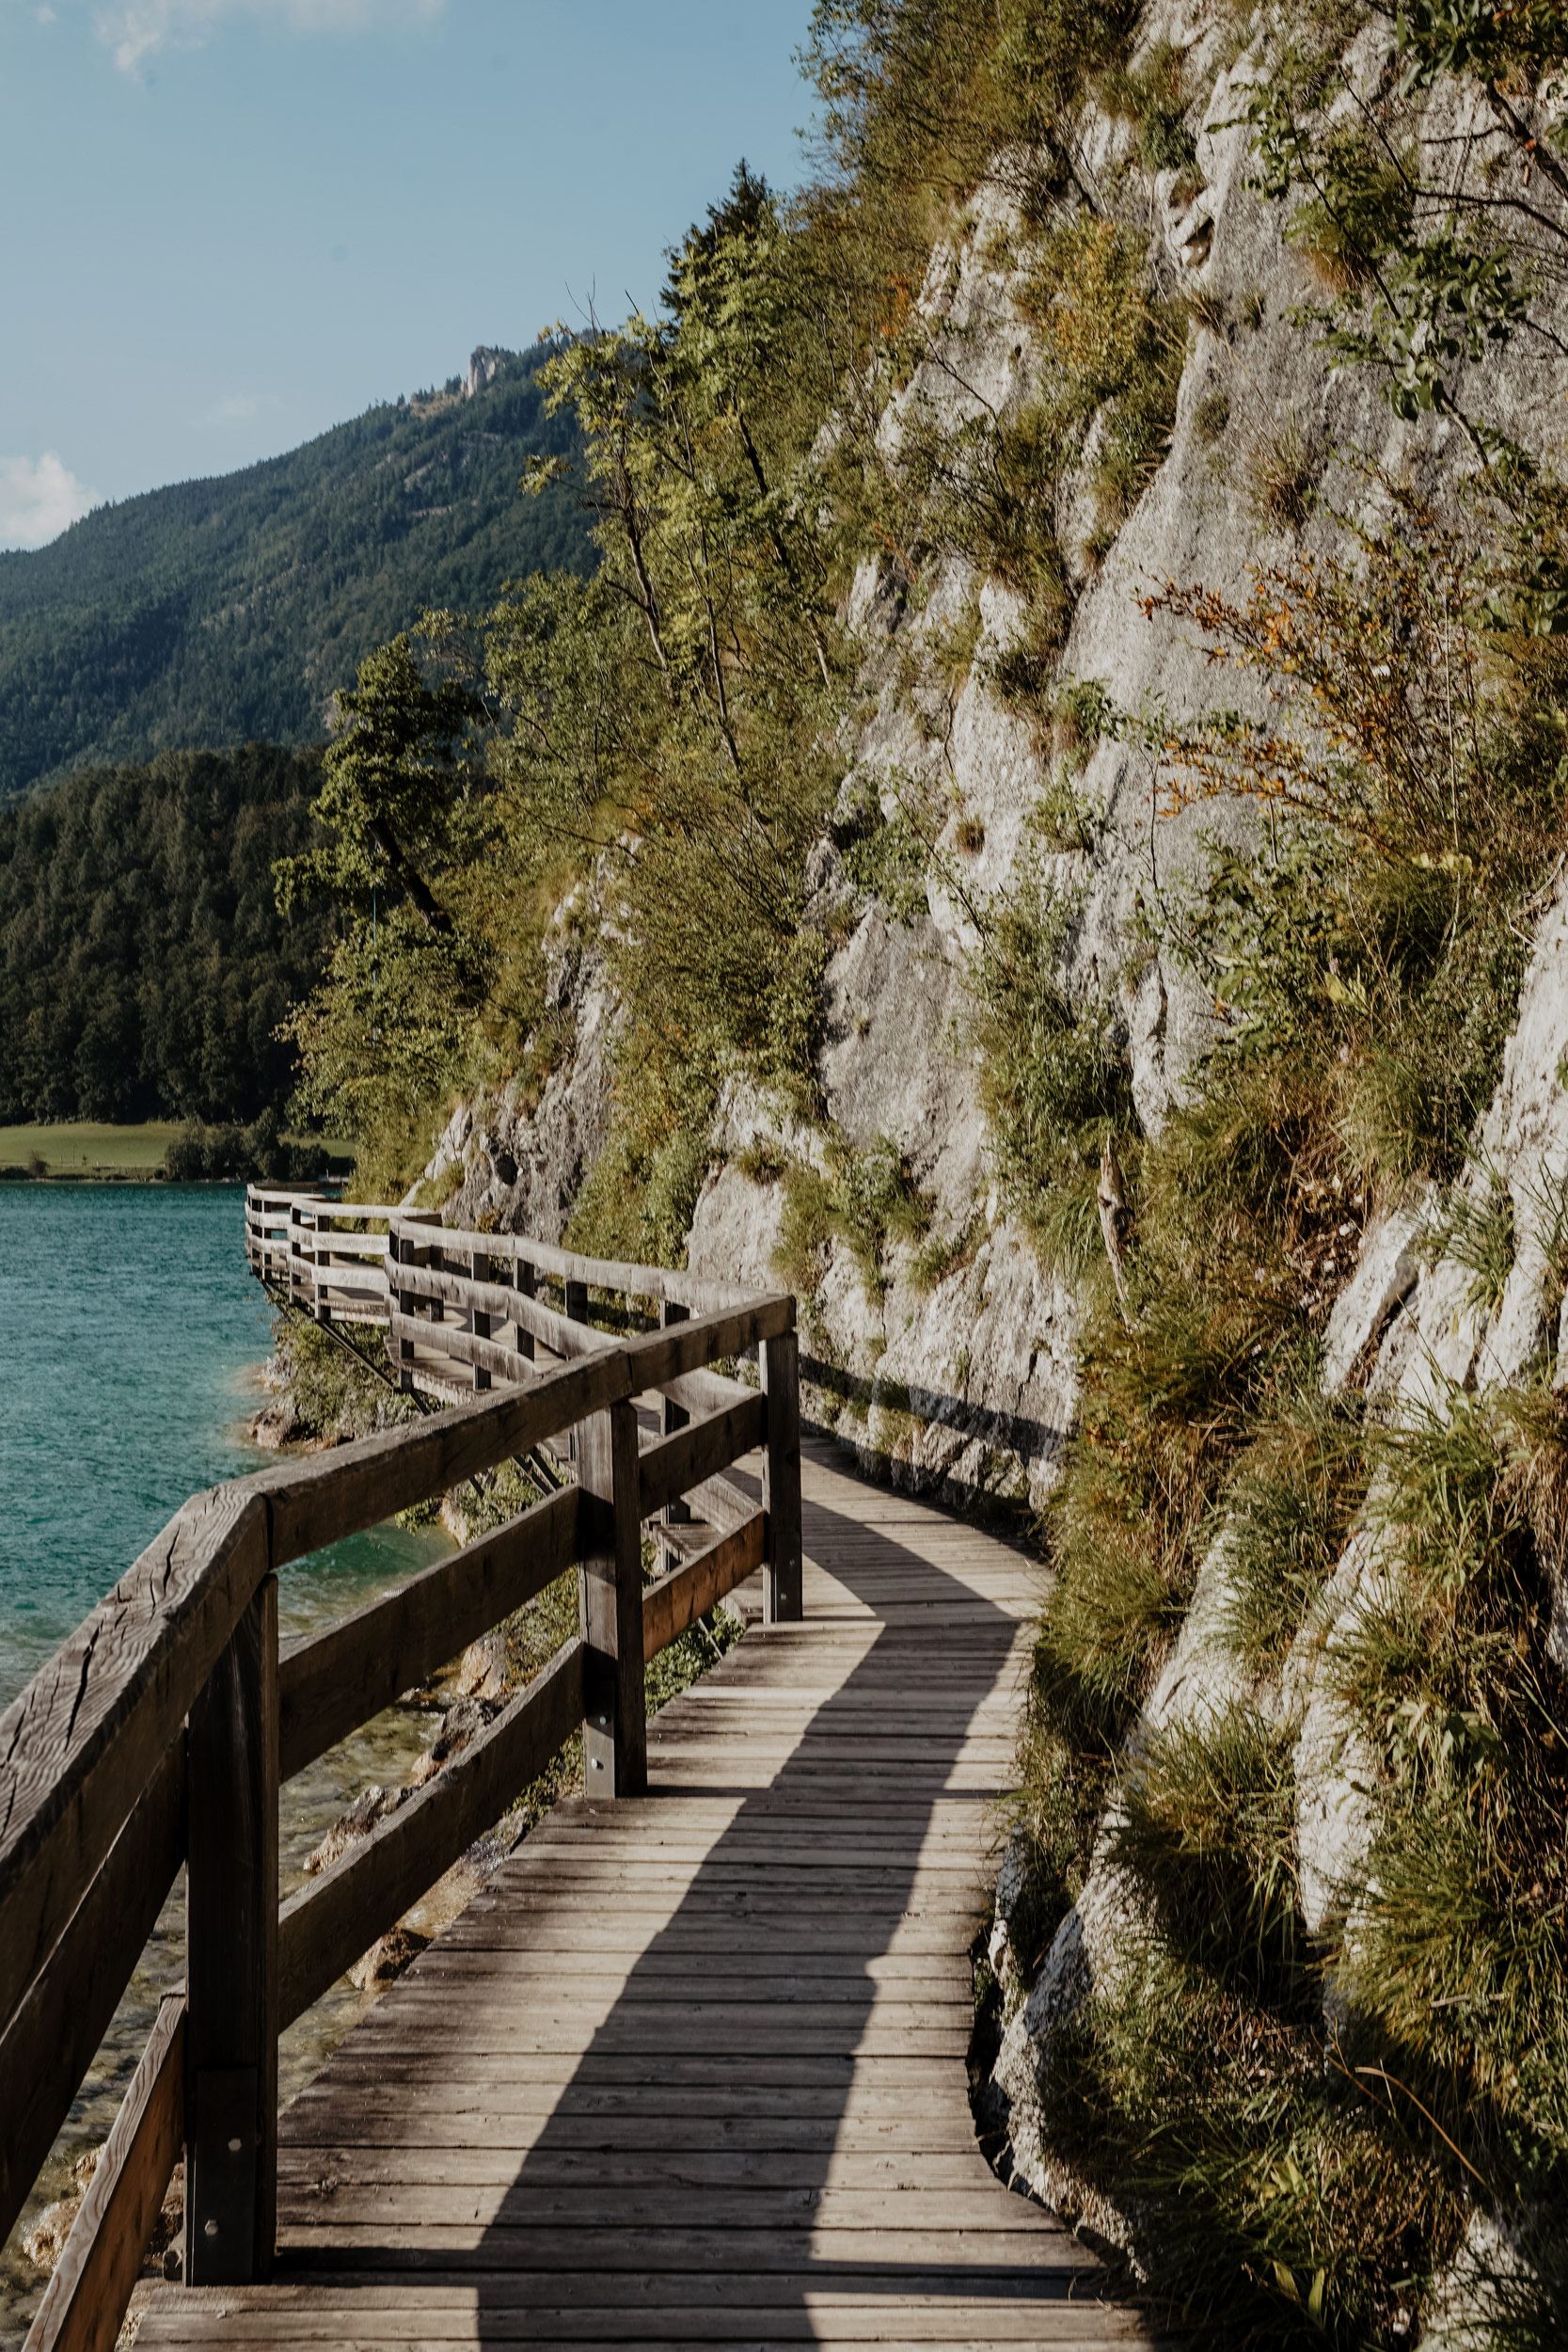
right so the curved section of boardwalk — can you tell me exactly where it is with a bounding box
[139,1438,1151,2350]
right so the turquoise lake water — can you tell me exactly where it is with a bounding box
[0,1183,454,2337]
[0,1182,442,1711]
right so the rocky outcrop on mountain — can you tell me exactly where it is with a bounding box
[986,864,1568,2276]
[410,936,615,1240]
[418,0,1561,1513]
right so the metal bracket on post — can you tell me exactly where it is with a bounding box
[185,1572,278,2286]
[578,1395,647,1798]
[761,1324,803,1624]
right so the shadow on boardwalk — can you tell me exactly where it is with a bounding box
[143,1445,1150,2349]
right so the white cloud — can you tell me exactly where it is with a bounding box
[0,453,99,550]
[96,0,445,76]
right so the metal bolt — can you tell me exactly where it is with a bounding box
[204,2219,219,2239]
[228,2137,243,2154]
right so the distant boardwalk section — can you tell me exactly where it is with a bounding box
[1,1197,1150,2351]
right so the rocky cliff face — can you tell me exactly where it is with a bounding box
[411,10,1568,2326]
[421,0,1563,1511]
[987,864,1568,2257]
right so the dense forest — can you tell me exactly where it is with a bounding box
[0,345,591,802]
[0,744,336,1123]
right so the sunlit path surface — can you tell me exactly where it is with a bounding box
[138,1438,1156,2351]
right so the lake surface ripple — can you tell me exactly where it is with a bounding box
[0,1184,451,2341]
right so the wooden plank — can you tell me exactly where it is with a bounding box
[641,1516,766,1662]
[268,2221,1091,2267]
[653,1364,752,1422]
[626,1301,791,1391]
[256,1353,629,1567]
[277,1486,580,1779]
[387,1313,575,1389]
[638,1394,766,1521]
[388,1261,609,1360]
[136,2294,1141,2344]
[670,1471,754,1537]
[0,1738,183,2249]
[0,1483,267,2040]
[578,1397,647,1799]
[24,1993,185,2352]
[411,1223,765,1319]
[761,1330,803,1625]
[277,1643,584,2026]
[185,1575,277,2285]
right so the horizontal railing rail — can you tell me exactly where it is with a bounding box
[2,1198,800,2351]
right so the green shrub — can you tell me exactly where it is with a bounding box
[1109,1706,1308,2009]
[1219,1398,1368,1667]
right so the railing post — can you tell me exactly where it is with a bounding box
[471,1248,492,1393]
[578,1394,647,1798]
[395,1231,417,1393]
[659,1298,690,1573]
[184,1572,278,2285]
[565,1278,588,1462]
[515,1258,536,1363]
[313,1209,332,1327]
[761,1323,803,1625]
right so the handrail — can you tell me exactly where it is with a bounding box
[2,1198,801,2350]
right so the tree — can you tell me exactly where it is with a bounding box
[275,633,486,931]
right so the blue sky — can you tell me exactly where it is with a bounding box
[0,0,818,548]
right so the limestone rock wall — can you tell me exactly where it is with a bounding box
[986,864,1568,2274]
[410,9,1565,1585]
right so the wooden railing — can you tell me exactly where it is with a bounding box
[244,1188,429,1326]
[2,1205,800,2350]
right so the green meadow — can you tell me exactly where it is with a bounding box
[0,1123,184,1178]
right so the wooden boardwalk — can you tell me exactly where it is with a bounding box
[135,1438,1152,2351]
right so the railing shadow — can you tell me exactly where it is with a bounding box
[275,1457,1108,2342]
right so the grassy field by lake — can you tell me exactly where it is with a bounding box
[0,1121,183,1176]
[0,1123,354,1179]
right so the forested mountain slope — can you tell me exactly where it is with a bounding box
[0,344,590,801]
[0,744,335,1123]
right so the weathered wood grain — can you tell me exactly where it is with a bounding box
[0,1485,266,2038]
[255,1357,627,1568]
[387,1261,610,1360]
[277,1643,585,2026]
[578,1399,646,1800]
[641,1515,766,1662]
[637,1393,767,1521]
[0,1739,183,2249]
[24,1992,185,2352]
[277,1486,581,1780]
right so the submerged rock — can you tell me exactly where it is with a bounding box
[349,1926,430,1991]
[305,1783,408,1876]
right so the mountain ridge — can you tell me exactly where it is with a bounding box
[0,342,592,802]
